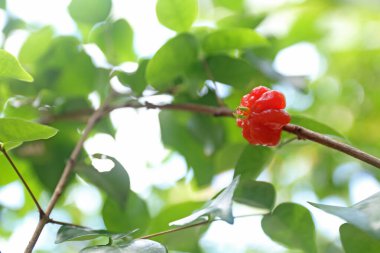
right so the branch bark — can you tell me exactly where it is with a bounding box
[25,98,111,253]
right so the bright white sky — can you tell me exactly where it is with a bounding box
[0,0,380,252]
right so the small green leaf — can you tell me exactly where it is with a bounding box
[0,118,57,148]
[234,180,276,210]
[0,50,33,82]
[170,176,240,226]
[213,0,244,11]
[146,34,199,90]
[217,14,265,29]
[156,0,198,32]
[19,26,54,71]
[68,0,112,25]
[0,0,5,9]
[89,19,136,65]
[55,225,129,243]
[202,28,268,54]
[207,55,254,88]
[262,203,317,253]
[340,223,380,253]
[80,239,167,253]
[291,115,345,139]
[102,191,150,235]
[76,154,130,208]
[234,144,273,179]
[117,59,149,95]
[309,191,380,238]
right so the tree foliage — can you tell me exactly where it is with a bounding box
[1,0,380,252]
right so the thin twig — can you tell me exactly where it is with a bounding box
[48,218,89,228]
[203,60,225,106]
[140,214,263,240]
[140,220,210,240]
[282,124,380,169]
[1,148,45,216]
[25,96,112,253]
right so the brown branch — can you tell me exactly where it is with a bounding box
[282,124,380,169]
[25,97,111,253]
[1,148,45,217]
[41,101,380,170]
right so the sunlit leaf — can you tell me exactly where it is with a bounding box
[234,180,276,210]
[55,225,134,243]
[0,50,33,82]
[262,203,317,253]
[309,191,380,238]
[80,239,167,253]
[217,14,265,29]
[0,118,57,149]
[202,28,268,54]
[117,59,149,95]
[19,26,54,72]
[156,0,198,32]
[102,191,150,235]
[207,55,254,88]
[213,0,244,11]
[146,34,199,90]
[234,145,273,180]
[76,154,130,208]
[340,223,380,253]
[89,19,135,65]
[170,176,240,226]
[68,0,112,25]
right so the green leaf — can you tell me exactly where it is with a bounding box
[0,0,5,9]
[80,239,167,253]
[170,176,240,226]
[262,203,317,253]
[89,19,136,65]
[156,0,198,32]
[0,118,57,148]
[55,225,133,243]
[68,0,112,25]
[19,26,54,72]
[147,201,205,252]
[146,34,199,90]
[234,144,273,180]
[76,154,130,208]
[0,50,33,82]
[213,0,244,11]
[202,28,268,54]
[340,223,380,253]
[291,115,345,139]
[309,191,380,238]
[117,59,149,95]
[102,191,150,235]
[234,180,276,210]
[217,14,265,29]
[207,55,254,88]
[215,143,245,173]
[159,111,214,186]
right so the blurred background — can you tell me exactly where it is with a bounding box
[1,0,380,252]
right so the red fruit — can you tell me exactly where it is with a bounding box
[252,90,286,113]
[235,86,290,146]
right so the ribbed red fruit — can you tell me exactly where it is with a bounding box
[236,86,290,146]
